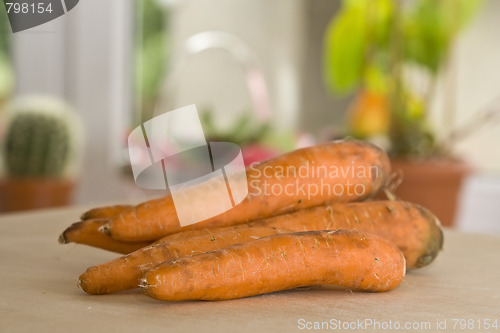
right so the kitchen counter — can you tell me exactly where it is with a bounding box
[0,206,499,332]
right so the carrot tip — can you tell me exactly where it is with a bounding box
[77,278,87,292]
[58,233,68,244]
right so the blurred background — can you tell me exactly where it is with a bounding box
[0,0,499,233]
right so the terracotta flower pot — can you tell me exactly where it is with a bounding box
[0,179,75,212]
[390,159,473,227]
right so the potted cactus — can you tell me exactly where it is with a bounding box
[0,95,82,212]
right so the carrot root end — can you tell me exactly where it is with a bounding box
[58,233,68,244]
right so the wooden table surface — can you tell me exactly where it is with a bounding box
[0,206,499,333]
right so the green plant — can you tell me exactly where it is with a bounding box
[201,110,270,146]
[1,96,81,178]
[323,0,484,158]
[134,0,169,124]
[0,9,14,104]
[200,109,296,152]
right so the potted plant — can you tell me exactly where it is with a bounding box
[323,0,484,226]
[0,95,82,212]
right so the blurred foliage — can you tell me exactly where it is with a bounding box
[200,109,296,152]
[0,9,11,53]
[323,0,393,94]
[0,53,13,102]
[134,0,170,124]
[404,0,484,73]
[0,9,13,103]
[323,0,484,158]
[201,110,271,147]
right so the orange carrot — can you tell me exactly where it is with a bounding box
[140,230,406,301]
[102,140,391,241]
[156,200,443,269]
[59,220,151,254]
[79,225,291,294]
[78,201,440,295]
[80,205,133,220]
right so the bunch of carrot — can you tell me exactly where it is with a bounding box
[59,140,443,301]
